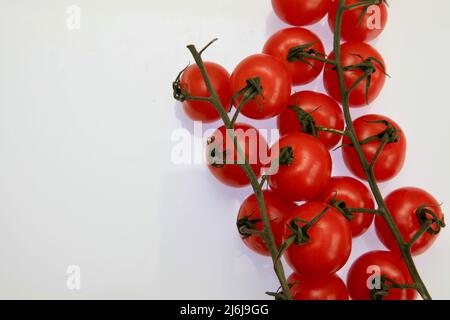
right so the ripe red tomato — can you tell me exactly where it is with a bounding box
[268,133,332,201]
[375,187,444,256]
[342,114,406,182]
[328,0,388,42]
[288,273,349,300]
[206,123,269,188]
[283,202,352,275]
[347,251,416,300]
[314,176,375,237]
[237,191,297,256]
[277,91,344,150]
[323,42,386,107]
[263,28,325,85]
[230,54,291,120]
[180,62,232,123]
[272,0,331,26]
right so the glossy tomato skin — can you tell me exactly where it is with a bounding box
[263,28,325,85]
[347,251,415,300]
[288,273,349,300]
[206,123,269,188]
[181,62,232,123]
[272,0,331,26]
[328,0,388,42]
[314,176,375,237]
[342,114,406,182]
[324,42,386,107]
[230,54,291,120]
[375,187,444,256]
[277,91,344,150]
[237,191,297,256]
[283,202,352,275]
[269,133,332,201]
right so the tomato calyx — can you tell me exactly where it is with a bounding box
[172,65,191,102]
[287,41,327,67]
[237,214,262,239]
[369,276,416,301]
[288,105,318,137]
[206,137,231,168]
[416,205,446,236]
[329,198,355,222]
[231,77,265,123]
[279,146,295,166]
[345,119,399,148]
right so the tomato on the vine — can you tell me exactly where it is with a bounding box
[323,42,386,107]
[272,0,331,26]
[342,114,406,182]
[268,133,332,201]
[347,251,416,300]
[181,62,232,122]
[288,273,349,300]
[283,202,352,275]
[328,0,388,42]
[375,187,445,256]
[230,54,291,120]
[237,191,297,256]
[206,123,269,188]
[263,28,325,85]
[314,176,375,237]
[277,91,344,150]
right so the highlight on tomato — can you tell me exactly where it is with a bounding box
[288,273,349,300]
[328,0,388,42]
[263,28,325,85]
[272,0,331,26]
[342,114,406,182]
[230,54,291,120]
[314,176,375,237]
[347,250,417,300]
[277,91,344,150]
[180,62,232,122]
[268,133,332,202]
[323,42,387,107]
[237,191,297,256]
[206,123,269,188]
[375,187,445,256]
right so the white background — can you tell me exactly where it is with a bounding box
[0,0,450,299]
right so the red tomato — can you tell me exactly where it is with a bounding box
[237,191,297,256]
[283,202,352,275]
[272,0,331,26]
[347,251,416,300]
[263,28,325,85]
[314,176,375,237]
[328,0,388,42]
[288,273,349,300]
[230,54,291,120]
[180,62,232,123]
[323,42,386,107]
[342,114,406,182]
[206,123,269,188]
[375,187,444,256]
[268,133,332,201]
[277,91,344,150]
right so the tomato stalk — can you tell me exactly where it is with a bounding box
[332,0,432,300]
[184,42,293,300]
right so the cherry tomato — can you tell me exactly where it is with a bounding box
[375,187,444,256]
[263,28,325,85]
[342,114,406,182]
[237,191,297,256]
[268,133,332,201]
[328,0,388,42]
[347,251,416,300]
[314,176,375,237]
[272,0,331,26]
[288,273,349,300]
[323,42,386,107]
[206,123,269,188]
[230,54,291,120]
[283,202,352,275]
[277,91,344,150]
[180,62,232,123]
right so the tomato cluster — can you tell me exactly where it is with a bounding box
[176,0,444,300]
